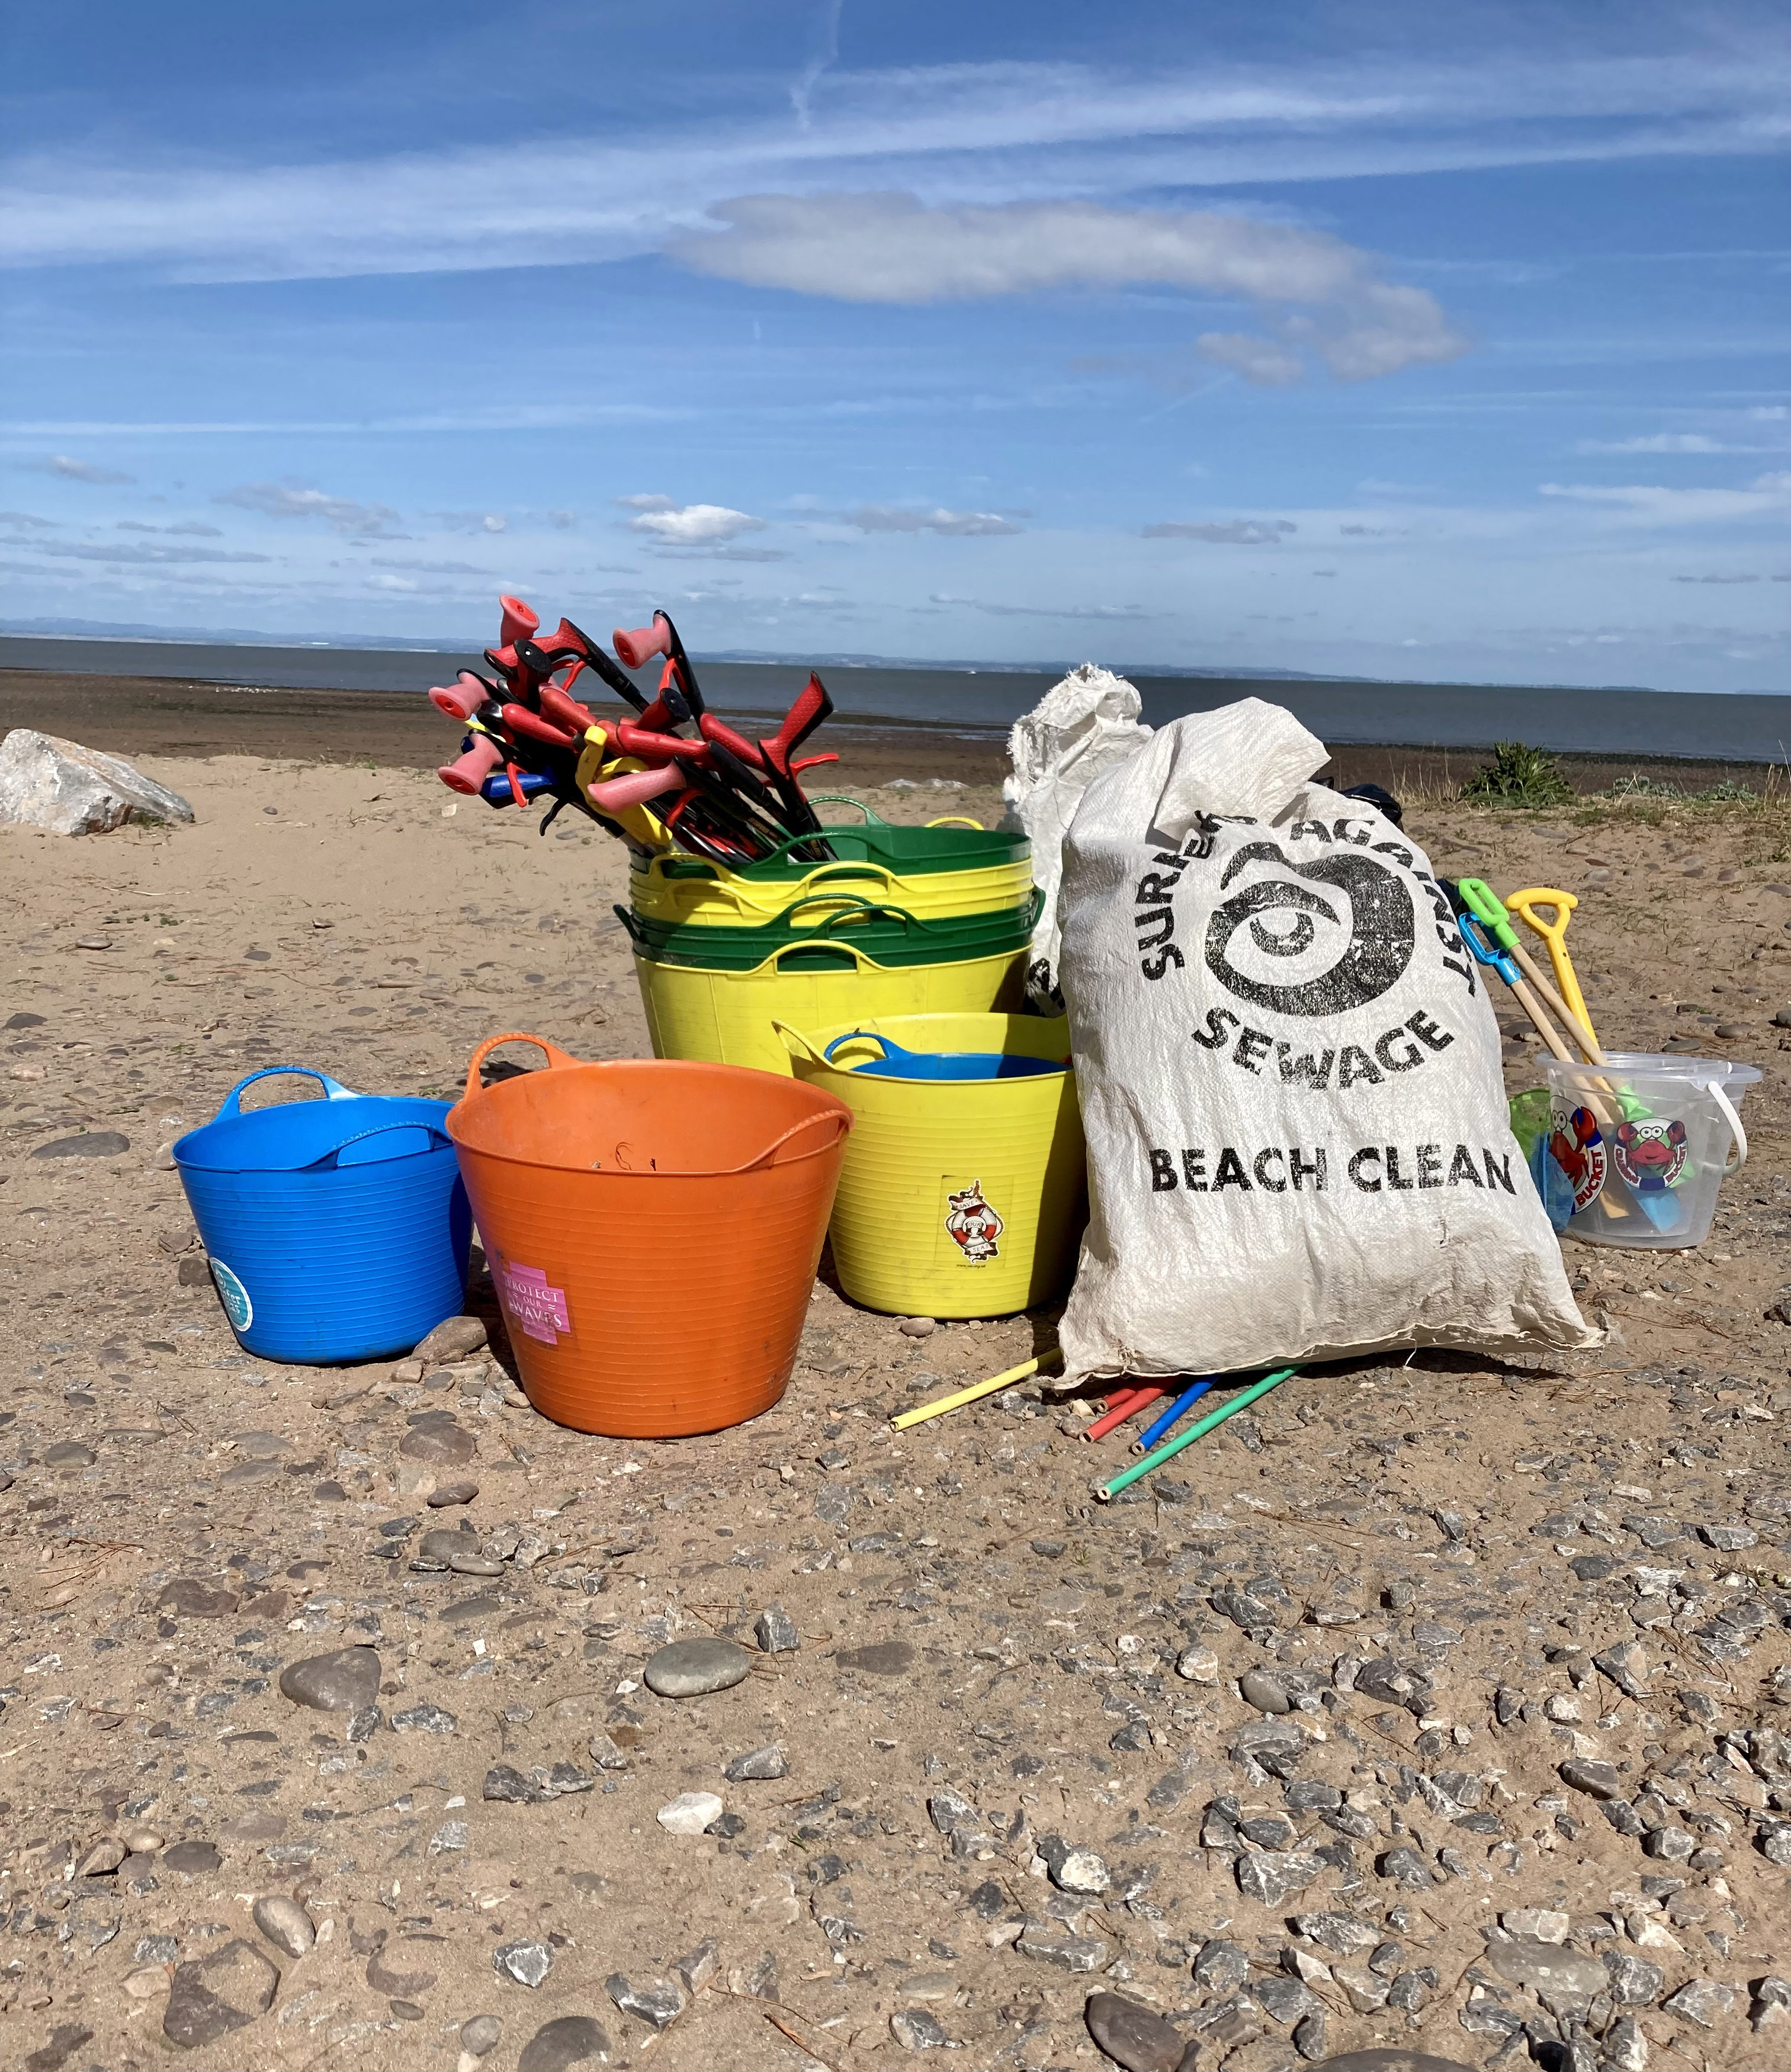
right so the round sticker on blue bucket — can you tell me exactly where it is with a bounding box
[208,1258,253,1333]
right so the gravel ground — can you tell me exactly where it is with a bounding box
[2,759,1790,2072]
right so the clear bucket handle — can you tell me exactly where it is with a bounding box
[1708,1078,1748,1175]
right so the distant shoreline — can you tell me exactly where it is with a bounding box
[2,665,1783,801]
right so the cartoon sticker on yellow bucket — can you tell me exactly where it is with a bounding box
[944,1178,1003,1264]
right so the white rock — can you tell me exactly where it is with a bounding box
[656,1791,723,1836]
[1502,1907,1569,1944]
[0,729,194,837]
[1176,1645,1219,1684]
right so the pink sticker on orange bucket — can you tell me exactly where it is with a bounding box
[497,1261,570,1345]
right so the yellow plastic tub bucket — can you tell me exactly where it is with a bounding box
[630,853,1036,928]
[635,945,1031,1078]
[776,1013,1086,1319]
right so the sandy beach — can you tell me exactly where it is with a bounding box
[2,740,1790,2070]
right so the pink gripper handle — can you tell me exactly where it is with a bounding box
[613,619,672,670]
[499,594,540,648]
[438,735,503,794]
[586,763,685,810]
[430,682,483,722]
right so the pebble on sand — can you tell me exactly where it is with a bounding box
[251,1895,314,1958]
[515,2014,611,2071]
[656,1792,724,1836]
[278,1646,381,1714]
[643,1637,751,1698]
[493,1940,554,1989]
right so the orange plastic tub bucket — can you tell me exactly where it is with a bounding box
[448,1033,852,1437]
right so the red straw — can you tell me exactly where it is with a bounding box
[1083,1384,1168,1443]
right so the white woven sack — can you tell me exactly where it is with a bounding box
[1056,698,1596,1384]
[1000,663,1153,1006]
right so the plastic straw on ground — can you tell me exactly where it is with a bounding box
[1097,1367,1298,1501]
[890,1349,1060,1431]
[1135,1377,1215,1451]
[1083,1384,1167,1443]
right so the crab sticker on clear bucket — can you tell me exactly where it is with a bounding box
[1612,1117,1688,1194]
[1548,1101,1608,1214]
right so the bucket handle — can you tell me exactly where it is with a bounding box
[214,1065,360,1118]
[461,1031,583,1104]
[721,1105,851,1172]
[923,815,987,831]
[301,1120,455,1171]
[1708,1078,1748,1175]
[773,1019,829,1066]
[804,795,888,828]
[821,1029,902,1065]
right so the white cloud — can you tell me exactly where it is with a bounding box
[1673,572,1760,583]
[616,493,675,510]
[1,28,1781,284]
[1575,432,1730,454]
[848,505,1021,536]
[117,518,223,536]
[426,509,507,534]
[929,592,1145,620]
[217,481,402,534]
[1539,472,1791,523]
[0,510,56,528]
[370,556,489,576]
[44,454,134,484]
[1195,332,1305,386]
[1142,518,1298,544]
[628,502,764,547]
[672,194,1466,384]
[8,537,271,565]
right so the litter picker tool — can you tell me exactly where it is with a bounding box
[1096,1368,1298,1501]
[891,1349,1061,1431]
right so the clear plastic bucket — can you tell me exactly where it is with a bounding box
[1539,1052,1760,1251]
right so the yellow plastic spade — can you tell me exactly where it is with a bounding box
[1507,886,1596,1048]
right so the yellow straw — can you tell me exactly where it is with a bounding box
[890,1348,1060,1430]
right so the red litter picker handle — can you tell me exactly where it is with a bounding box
[613,619,673,670]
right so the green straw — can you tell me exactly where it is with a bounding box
[1096,1366,1298,1502]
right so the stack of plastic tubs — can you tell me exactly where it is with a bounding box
[626,804,1038,1075]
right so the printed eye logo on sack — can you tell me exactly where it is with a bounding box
[1205,840,1415,1016]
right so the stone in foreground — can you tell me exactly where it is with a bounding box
[0,729,194,836]
[251,1896,314,1958]
[605,1973,685,2029]
[643,1636,752,1698]
[657,1791,724,1835]
[1083,1990,1186,2072]
[516,2015,611,2071]
[494,1941,553,1989]
[278,1646,381,1713]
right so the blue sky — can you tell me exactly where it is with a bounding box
[0,0,1786,690]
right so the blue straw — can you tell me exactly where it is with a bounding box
[1135,1377,1215,1451]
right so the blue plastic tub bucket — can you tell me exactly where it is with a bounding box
[821,1030,1065,1082]
[173,1067,471,1364]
